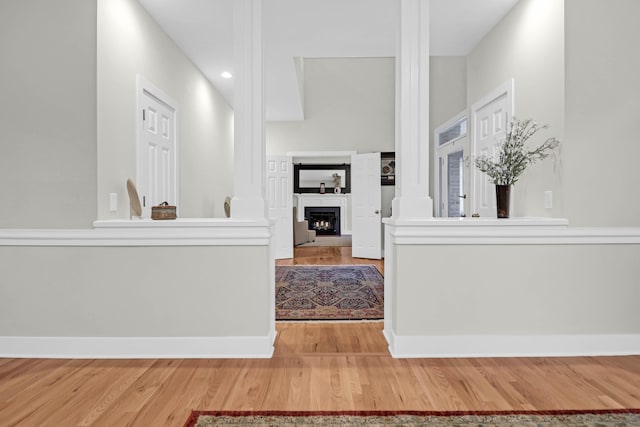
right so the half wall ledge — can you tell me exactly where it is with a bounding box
[383,217,640,245]
[0,219,276,359]
[382,218,640,358]
[0,218,274,247]
[384,217,569,227]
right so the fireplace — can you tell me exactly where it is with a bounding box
[304,207,341,236]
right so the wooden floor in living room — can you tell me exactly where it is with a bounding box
[0,248,638,426]
[276,246,384,274]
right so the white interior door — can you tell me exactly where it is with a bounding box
[471,81,513,218]
[267,156,293,259]
[351,152,381,259]
[137,77,177,218]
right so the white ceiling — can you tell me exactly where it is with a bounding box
[137,0,519,121]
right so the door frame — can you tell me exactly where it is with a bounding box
[470,79,514,217]
[434,110,468,217]
[136,75,179,216]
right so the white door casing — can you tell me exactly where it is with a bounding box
[352,152,382,259]
[266,156,293,259]
[470,80,514,218]
[137,76,178,218]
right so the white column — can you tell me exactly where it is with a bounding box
[232,0,267,219]
[392,0,433,219]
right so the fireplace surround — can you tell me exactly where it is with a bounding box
[294,194,350,235]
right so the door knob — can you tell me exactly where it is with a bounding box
[375,210,380,214]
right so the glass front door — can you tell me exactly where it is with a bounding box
[435,113,467,218]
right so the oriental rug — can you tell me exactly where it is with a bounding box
[184,409,640,427]
[275,265,383,320]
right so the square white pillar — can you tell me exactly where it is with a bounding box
[392,0,433,219]
[232,0,267,220]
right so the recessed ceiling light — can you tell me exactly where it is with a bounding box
[221,71,233,79]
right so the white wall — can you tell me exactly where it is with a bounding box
[383,220,640,357]
[430,57,467,144]
[0,245,269,337]
[266,58,395,154]
[564,0,640,226]
[466,0,565,218]
[395,243,640,336]
[0,234,275,358]
[0,0,97,228]
[97,0,234,220]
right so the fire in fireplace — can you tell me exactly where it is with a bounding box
[304,207,341,236]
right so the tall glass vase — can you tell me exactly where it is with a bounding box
[495,185,511,218]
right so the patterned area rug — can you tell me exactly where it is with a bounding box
[275,265,383,320]
[184,410,640,427]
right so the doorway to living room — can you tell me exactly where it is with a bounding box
[269,152,384,258]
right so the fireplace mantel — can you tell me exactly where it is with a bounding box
[294,194,351,235]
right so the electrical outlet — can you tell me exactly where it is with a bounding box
[109,193,118,212]
[544,191,553,209]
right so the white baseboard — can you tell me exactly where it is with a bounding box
[382,328,393,349]
[0,332,276,359]
[387,332,640,358]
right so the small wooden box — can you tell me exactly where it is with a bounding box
[151,202,177,220]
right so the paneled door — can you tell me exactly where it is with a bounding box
[137,77,177,218]
[471,80,513,218]
[351,152,381,259]
[267,156,293,259]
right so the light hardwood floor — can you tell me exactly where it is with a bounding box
[276,246,384,274]
[1,247,638,426]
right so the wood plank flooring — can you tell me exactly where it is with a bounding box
[0,247,638,426]
[276,246,384,274]
[1,323,639,426]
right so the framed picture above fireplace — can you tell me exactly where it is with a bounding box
[294,164,351,194]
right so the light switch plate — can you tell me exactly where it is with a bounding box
[109,193,118,212]
[544,191,553,209]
